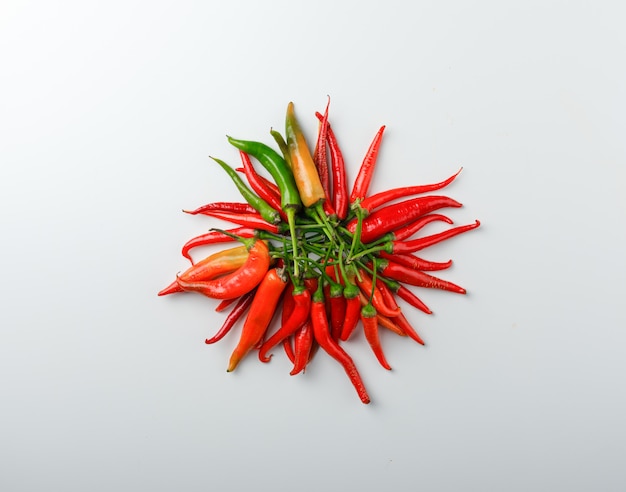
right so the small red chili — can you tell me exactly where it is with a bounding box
[289,320,314,376]
[205,289,256,344]
[356,269,401,318]
[315,111,348,220]
[391,220,481,255]
[199,210,283,233]
[350,125,385,203]
[183,202,257,216]
[181,227,256,264]
[379,259,466,294]
[379,251,453,272]
[360,302,392,370]
[377,281,425,345]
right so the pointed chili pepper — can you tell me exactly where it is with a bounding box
[377,281,425,345]
[347,195,463,244]
[205,289,256,344]
[391,220,481,254]
[315,111,348,219]
[236,150,286,221]
[158,244,250,296]
[181,227,256,264]
[356,269,401,318]
[390,213,454,242]
[379,251,452,272]
[358,168,462,212]
[285,102,326,209]
[313,98,331,205]
[258,285,311,362]
[361,302,392,370]
[310,284,370,404]
[290,320,314,375]
[350,125,385,203]
[198,210,282,233]
[227,267,288,371]
[183,202,257,215]
[215,297,237,313]
[176,238,270,300]
[387,281,432,315]
[283,336,295,364]
[379,259,466,294]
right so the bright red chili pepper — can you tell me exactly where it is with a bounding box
[215,297,237,312]
[390,213,454,242]
[310,286,370,404]
[236,151,287,221]
[313,99,331,206]
[259,285,311,362]
[227,268,288,372]
[181,227,256,264]
[356,270,400,318]
[289,320,314,375]
[377,281,425,345]
[391,220,481,254]
[350,125,385,203]
[205,289,256,344]
[379,251,452,272]
[361,302,392,370]
[199,210,282,233]
[347,195,463,244]
[183,202,257,216]
[315,112,348,220]
[358,168,462,212]
[176,239,270,300]
[380,260,466,294]
[283,336,295,364]
[392,283,433,315]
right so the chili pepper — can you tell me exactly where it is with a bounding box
[391,220,481,254]
[269,129,291,168]
[315,112,348,219]
[290,320,314,375]
[176,239,270,300]
[347,195,463,244]
[379,251,452,272]
[350,125,385,203]
[361,302,392,370]
[227,268,287,371]
[158,244,250,296]
[211,157,281,224]
[390,213,453,242]
[359,168,462,212]
[389,282,432,315]
[181,227,256,264]
[205,290,255,344]
[236,151,285,220]
[356,269,400,318]
[285,102,326,208]
[259,285,311,362]
[377,281,424,345]
[313,99,331,204]
[324,265,346,340]
[283,336,295,364]
[199,210,282,233]
[215,297,237,312]
[338,266,361,341]
[377,314,405,337]
[183,202,257,216]
[310,284,370,404]
[380,260,466,294]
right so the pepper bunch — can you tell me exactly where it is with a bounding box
[159,100,480,404]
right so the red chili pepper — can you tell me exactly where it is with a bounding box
[350,125,385,203]
[258,285,311,362]
[283,336,295,364]
[215,297,237,312]
[390,214,454,242]
[377,314,405,337]
[310,286,370,404]
[176,239,270,300]
[361,302,392,370]
[158,244,250,296]
[359,168,462,212]
[377,281,425,345]
[290,320,314,375]
[199,210,282,233]
[379,260,466,294]
[356,269,400,318]
[183,202,257,216]
[347,195,462,244]
[237,151,287,221]
[315,112,348,220]
[392,283,432,315]
[205,289,256,344]
[313,99,331,206]
[181,227,256,264]
[379,251,452,272]
[339,269,361,341]
[392,220,481,254]
[227,268,288,371]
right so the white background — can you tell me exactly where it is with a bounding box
[1,1,625,491]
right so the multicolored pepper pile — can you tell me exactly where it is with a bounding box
[159,100,480,404]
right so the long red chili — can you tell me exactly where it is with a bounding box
[313,99,331,205]
[205,290,256,344]
[290,320,314,375]
[227,268,287,371]
[347,195,463,244]
[392,220,481,254]
[379,251,452,272]
[199,210,282,233]
[176,239,270,300]
[392,283,432,315]
[380,260,466,294]
[356,270,400,318]
[377,281,425,345]
[315,112,348,219]
[237,151,286,220]
[350,125,385,203]
[358,168,462,212]
[361,303,392,370]
[310,286,370,404]
[181,227,256,264]
[390,214,453,242]
[183,202,257,215]
[258,285,311,362]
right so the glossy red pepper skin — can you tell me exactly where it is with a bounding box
[176,240,270,300]
[290,320,314,375]
[227,268,287,371]
[347,195,462,244]
[181,227,256,264]
[394,284,432,315]
[392,220,480,254]
[377,281,425,345]
[356,270,400,318]
[390,214,453,242]
[310,288,370,404]
[237,151,287,221]
[258,286,311,362]
[381,260,466,294]
[199,210,282,233]
[379,251,452,272]
[205,289,256,344]
[361,303,392,370]
[183,202,257,215]
[315,112,348,220]
[350,125,385,203]
[358,168,462,212]
[313,100,331,208]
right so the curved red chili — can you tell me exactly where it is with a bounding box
[377,281,425,345]
[379,251,452,272]
[183,202,257,216]
[181,227,256,264]
[361,303,392,370]
[205,290,256,344]
[237,151,287,221]
[356,270,400,318]
[390,214,454,242]
[311,287,370,404]
[315,111,348,219]
[380,260,466,294]
[200,210,282,233]
[227,268,287,372]
[289,320,314,376]
[392,220,481,254]
[350,125,385,203]
[347,195,463,244]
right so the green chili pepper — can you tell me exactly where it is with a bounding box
[211,157,281,224]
